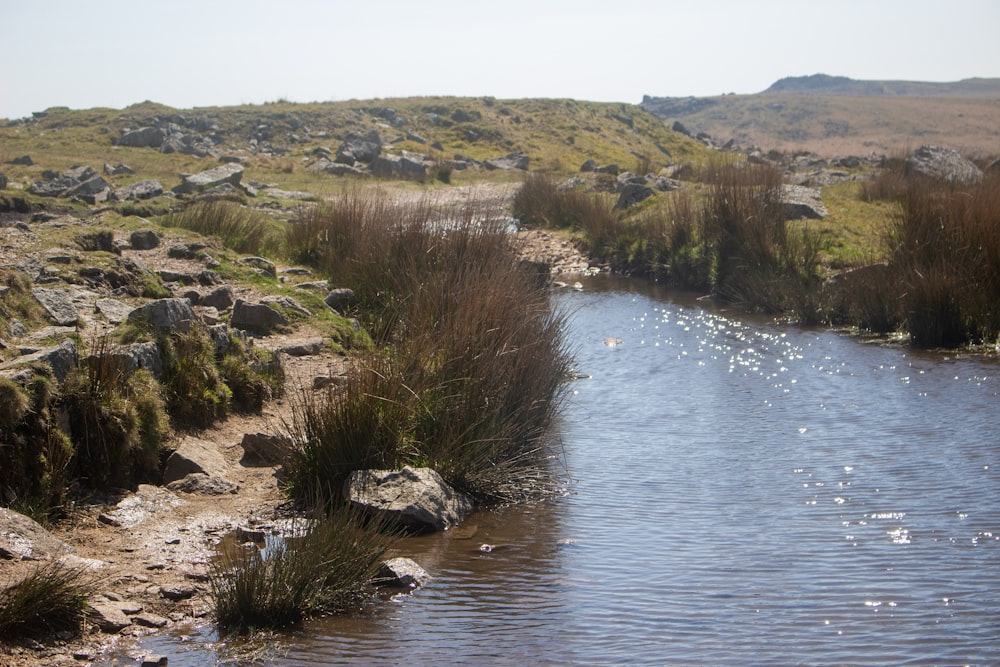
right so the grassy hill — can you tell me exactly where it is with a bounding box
[0,97,711,196]
[642,76,1000,157]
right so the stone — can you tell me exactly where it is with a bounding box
[230,298,289,334]
[614,183,655,209]
[484,152,529,171]
[294,280,329,292]
[335,130,382,164]
[104,163,135,176]
[162,436,230,484]
[0,172,7,189]
[32,287,79,325]
[239,256,276,277]
[133,613,169,629]
[88,601,132,632]
[94,298,133,324]
[370,152,431,179]
[906,145,983,184]
[97,485,184,528]
[276,337,323,357]
[93,341,162,379]
[344,466,474,533]
[64,175,110,200]
[126,298,198,332]
[779,184,829,219]
[174,163,244,194]
[261,294,310,316]
[111,179,164,202]
[11,154,34,166]
[375,557,430,589]
[116,126,166,148]
[240,432,292,465]
[1,339,78,382]
[130,229,160,250]
[166,472,238,495]
[580,159,598,172]
[0,507,75,560]
[160,585,196,601]
[140,654,169,667]
[324,288,357,313]
[200,285,234,310]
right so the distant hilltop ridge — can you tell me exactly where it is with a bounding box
[761,73,1000,97]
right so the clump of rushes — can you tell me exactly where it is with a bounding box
[159,328,232,428]
[285,192,572,505]
[162,200,279,256]
[62,336,169,490]
[220,336,285,413]
[0,562,95,640]
[210,509,393,632]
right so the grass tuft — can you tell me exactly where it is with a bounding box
[0,562,95,640]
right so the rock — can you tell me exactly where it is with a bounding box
[0,507,75,560]
[133,613,169,629]
[166,472,238,495]
[140,654,169,667]
[88,340,161,379]
[126,298,198,332]
[375,557,430,589]
[130,229,160,250]
[230,298,289,334]
[239,256,276,277]
[293,280,329,292]
[200,285,234,310]
[115,127,166,148]
[174,163,244,194]
[160,585,196,602]
[580,159,597,172]
[307,158,368,176]
[370,152,431,179]
[324,288,357,313]
[88,601,132,632]
[32,287,79,325]
[64,176,109,201]
[0,172,7,190]
[94,298,133,324]
[261,294,310,316]
[11,155,34,166]
[162,436,230,484]
[614,182,655,209]
[485,152,529,171]
[779,184,829,219]
[905,145,983,184]
[240,432,292,465]
[344,466,474,533]
[1,339,78,382]
[336,130,382,164]
[275,337,323,357]
[110,179,164,202]
[97,485,183,528]
[104,163,135,176]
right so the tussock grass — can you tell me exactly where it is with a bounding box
[163,200,280,256]
[0,562,95,639]
[210,510,393,632]
[285,190,571,505]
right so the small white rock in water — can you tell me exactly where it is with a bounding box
[604,337,623,347]
[573,282,584,291]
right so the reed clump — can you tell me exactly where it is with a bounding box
[0,562,95,640]
[209,510,393,632]
[284,190,571,505]
[163,200,280,256]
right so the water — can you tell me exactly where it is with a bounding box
[104,276,1000,666]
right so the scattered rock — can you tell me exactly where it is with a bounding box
[375,557,430,589]
[239,256,276,277]
[104,163,135,176]
[97,485,184,529]
[140,654,169,667]
[614,182,655,209]
[32,287,79,325]
[324,288,356,313]
[88,601,132,632]
[126,298,198,332]
[166,472,238,495]
[134,613,169,629]
[174,163,244,195]
[779,184,829,219]
[240,432,292,465]
[115,127,166,149]
[159,585,196,602]
[162,436,231,484]
[0,507,75,560]
[200,285,234,310]
[485,152,529,171]
[111,179,164,202]
[906,145,983,184]
[336,130,382,164]
[261,294,310,316]
[275,337,324,357]
[230,298,289,334]
[130,229,161,250]
[1,339,78,382]
[344,466,474,533]
[94,298,133,324]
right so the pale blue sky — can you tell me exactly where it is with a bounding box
[1,0,998,119]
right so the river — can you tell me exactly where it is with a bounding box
[102,275,1000,666]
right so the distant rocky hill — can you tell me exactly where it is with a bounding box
[642,75,1000,157]
[763,74,1000,98]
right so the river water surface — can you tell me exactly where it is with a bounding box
[106,276,999,666]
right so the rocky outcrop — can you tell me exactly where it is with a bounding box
[29,165,109,202]
[905,145,983,184]
[115,127,167,148]
[32,287,79,325]
[344,466,474,533]
[126,298,198,332]
[336,130,382,165]
[0,507,75,560]
[370,152,432,179]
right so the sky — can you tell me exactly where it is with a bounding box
[1,0,998,119]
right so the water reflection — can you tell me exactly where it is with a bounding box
[100,275,999,666]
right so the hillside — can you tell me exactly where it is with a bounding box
[642,75,1000,157]
[0,97,710,197]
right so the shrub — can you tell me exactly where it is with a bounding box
[0,562,94,639]
[210,509,393,632]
